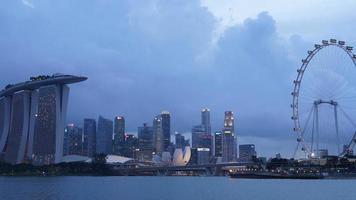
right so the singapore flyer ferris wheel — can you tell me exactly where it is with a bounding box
[292,39,356,159]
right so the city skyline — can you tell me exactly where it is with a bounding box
[1,1,356,158]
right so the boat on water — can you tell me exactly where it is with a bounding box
[229,171,324,179]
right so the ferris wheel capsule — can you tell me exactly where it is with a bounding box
[330,39,337,43]
[322,40,329,45]
[338,41,345,45]
[346,46,353,51]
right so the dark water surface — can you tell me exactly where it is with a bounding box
[0,176,355,200]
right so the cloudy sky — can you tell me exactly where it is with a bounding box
[1,0,356,157]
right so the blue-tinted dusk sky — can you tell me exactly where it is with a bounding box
[1,0,356,157]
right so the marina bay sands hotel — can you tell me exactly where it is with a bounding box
[0,74,87,165]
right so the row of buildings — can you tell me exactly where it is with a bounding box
[64,108,258,165]
[63,111,173,162]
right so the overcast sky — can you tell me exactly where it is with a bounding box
[1,0,356,157]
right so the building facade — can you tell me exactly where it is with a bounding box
[239,144,256,162]
[96,116,113,155]
[83,118,96,157]
[222,111,237,162]
[0,74,86,165]
[137,123,154,161]
[113,116,125,155]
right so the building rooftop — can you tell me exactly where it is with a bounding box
[0,74,87,98]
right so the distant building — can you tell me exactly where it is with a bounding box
[161,111,171,152]
[197,148,210,165]
[137,123,154,161]
[153,111,171,155]
[189,148,198,165]
[214,131,223,157]
[175,132,189,148]
[83,119,96,157]
[319,149,328,158]
[121,134,139,159]
[239,144,256,162]
[96,116,113,155]
[222,111,236,162]
[192,125,212,150]
[201,108,211,135]
[64,123,83,155]
[343,145,354,156]
[113,116,125,155]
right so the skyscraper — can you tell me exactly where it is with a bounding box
[64,123,83,156]
[84,119,96,157]
[32,85,69,165]
[153,115,163,154]
[214,131,222,157]
[137,123,154,161]
[113,116,125,155]
[153,111,171,154]
[192,125,212,150]
[161,111,171,152]
[201,108,211,135]
[0,74,86,165]
[96,116,113,155]
[222,111,236,162]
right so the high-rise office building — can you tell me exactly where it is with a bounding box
[214,131,223,157]
[161,111,171,152]
[201,108,211,135]
[153,111,171,154]
[64,123,83,155]
[113,116,125,155]
[197,148,210,165]
[121,134,139,158]
[96,116,113,155]
[0,74,86,165]
[137,123,154,161]
[192,125,212,150]
[222,111,236,162]
[239,144,256,162]
[83,118,96,157]
[153,115,163,154]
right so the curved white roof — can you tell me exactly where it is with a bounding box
[62,155,92,163]
[106,155,133,164]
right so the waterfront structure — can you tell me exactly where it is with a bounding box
[153,111,171,155]
[0,74,86,165]
[201,108,211,135]
[96,116,113,155]
[113,116,125,155]
[137,123,154,161]
[84,118,96,157]
[222,111,237,162]
[239,144,257,162]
